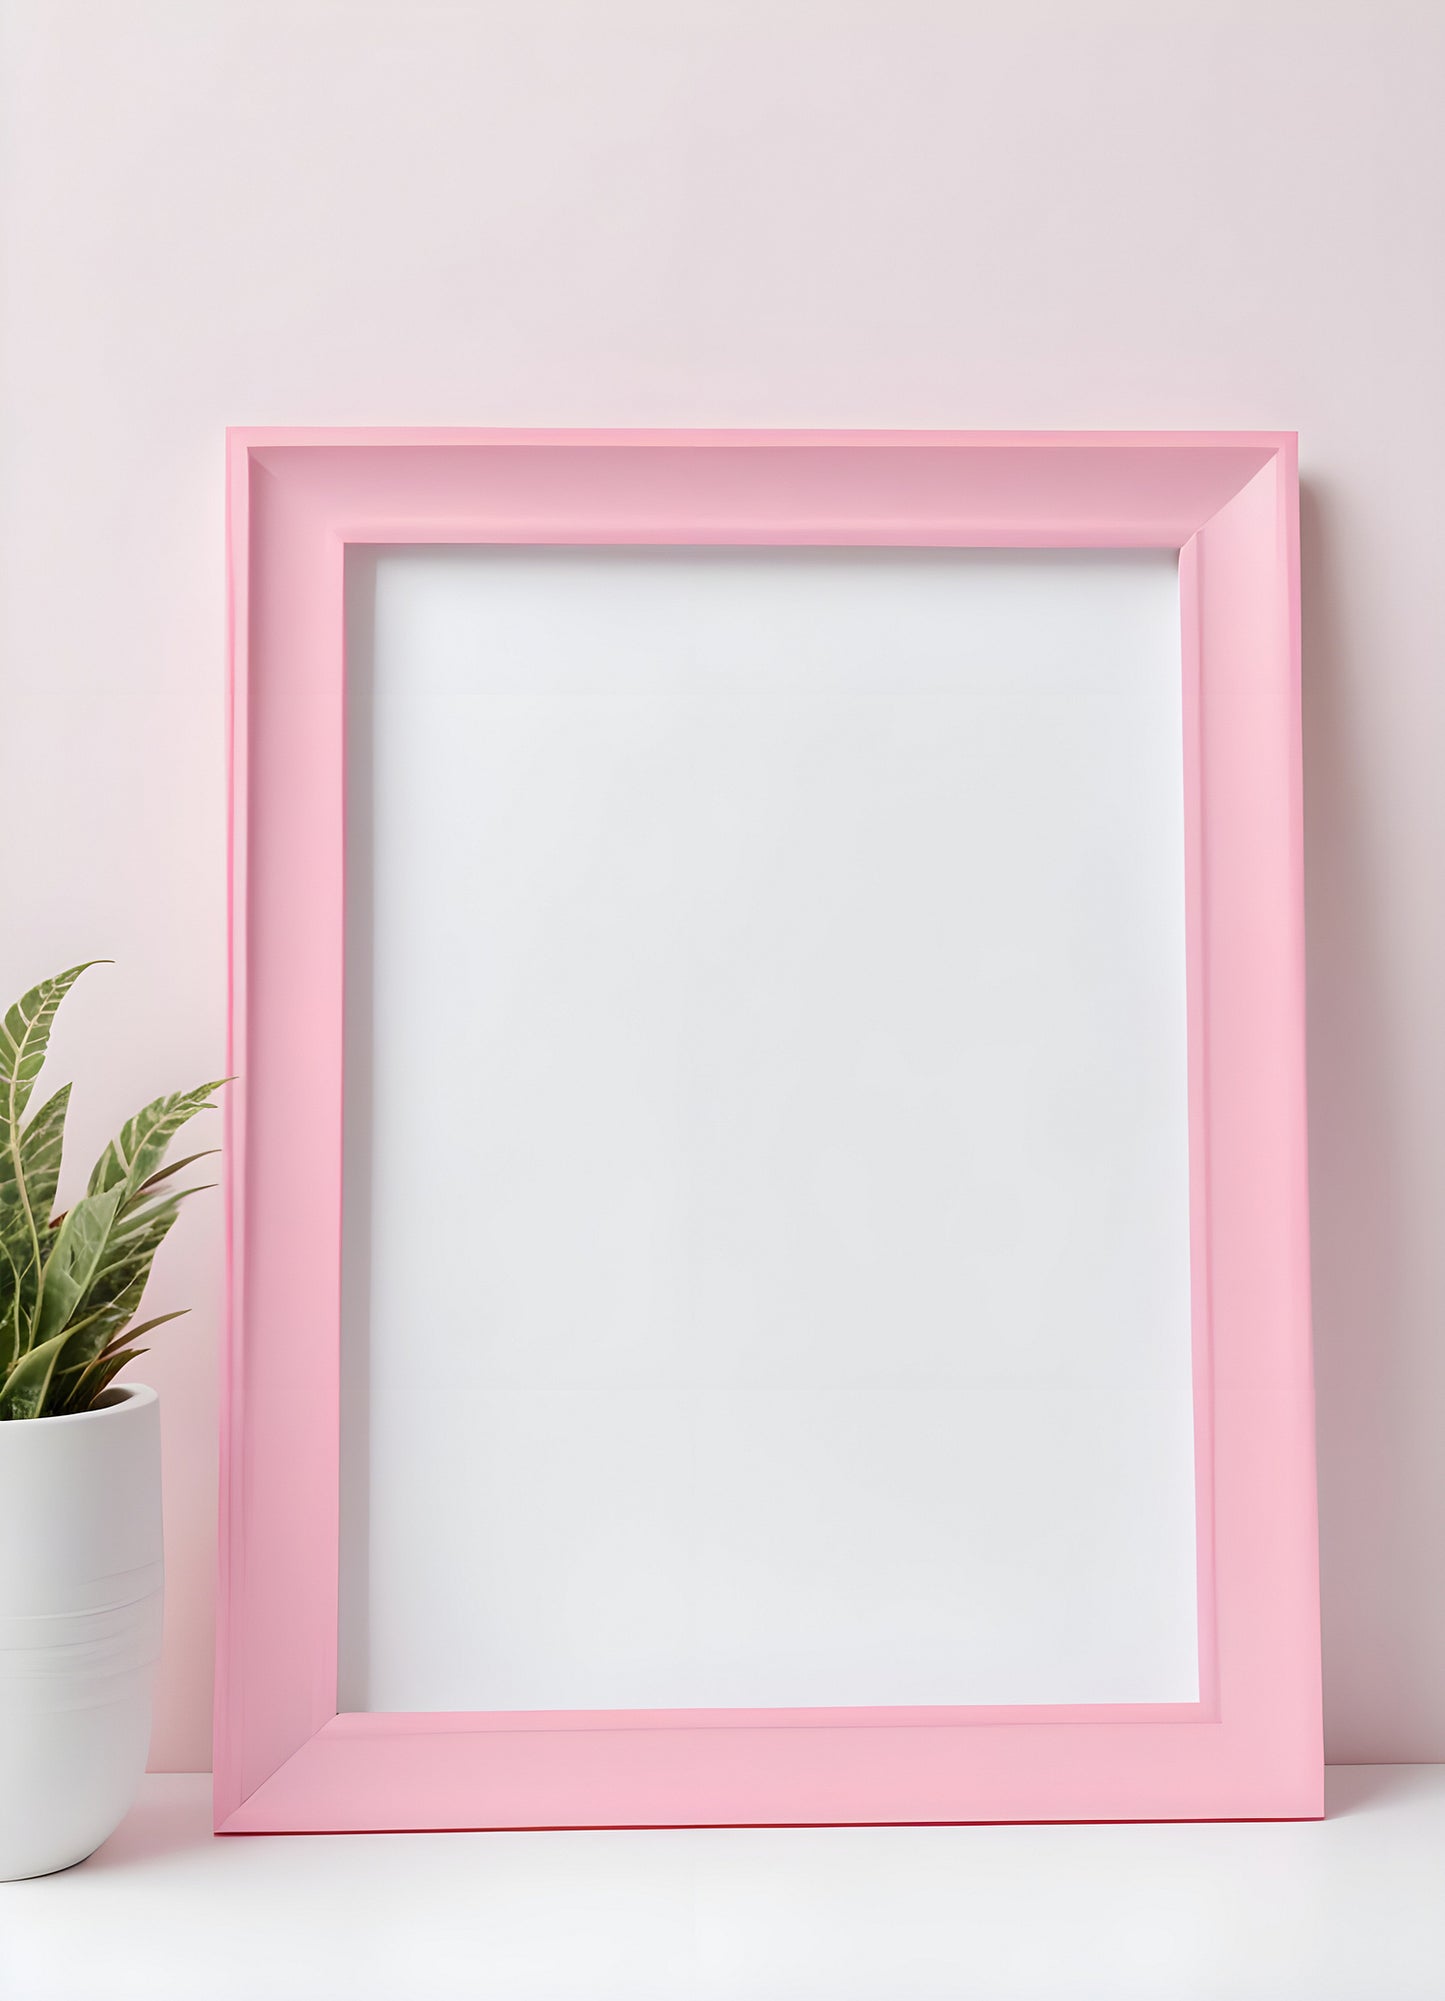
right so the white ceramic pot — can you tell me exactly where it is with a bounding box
[0,1384,163,1880]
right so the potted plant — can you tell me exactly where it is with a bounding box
[0,963,223,1879]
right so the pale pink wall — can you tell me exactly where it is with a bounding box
[1,0,1441,1769]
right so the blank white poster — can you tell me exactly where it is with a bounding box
[338,546,1198,1713]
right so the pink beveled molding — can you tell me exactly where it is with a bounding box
[219,430,1319,1832]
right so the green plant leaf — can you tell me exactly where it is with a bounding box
[0,1083,72,1377]
[106,1183,213,1254]
[0,1327,74,1420]
[0,965,99,1381]
[80,1308,188,1374]
[87,1080,228,1202]
[133,1149,218,1199]
[32,1185,124,1349]
[50,1197,189,1382]
[0,963,99,1137]
[59,1346,141,1415]
[20,1189,179,1412]
[0,1243,27,1385]
[48,1263,153,1378]
[81,1192,196,1306]
[0,967,219,1417]
[58,1312,187,1414]
[0,1084,71,1231]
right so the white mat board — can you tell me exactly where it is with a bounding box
[338,546,1198,1713]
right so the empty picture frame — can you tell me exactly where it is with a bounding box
[218,430,1320,1833]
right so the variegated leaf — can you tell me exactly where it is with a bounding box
[0,966,222,1417]
[0,1083,71,1231]
[85,1187,197,1285]
[32,1185,124,1349]
[0,1084,72,1378]
[0,964,98,1141]
[0,1327,74,1421]
[42,1181,197,1389]
[0,966,97,1380]
[50,1188,199,1386]
[87,1080,227,1202]
[58,1312,187,1414]
[0,1243,28,1384]
[60,1346,142,1415]
[49,1262,153,1379]
[105,1183,212,1254]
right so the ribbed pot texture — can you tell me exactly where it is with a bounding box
[0,1384,163,1879]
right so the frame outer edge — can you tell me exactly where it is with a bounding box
[216,431,1321,1829]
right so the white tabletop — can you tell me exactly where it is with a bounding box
[4,1767,1442,2000]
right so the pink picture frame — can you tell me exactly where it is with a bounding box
[218,429,1320,1832]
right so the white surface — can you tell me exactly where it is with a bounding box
[3,1769,1442,2000]
[339,547,1195,1714]
[3,0,1443,1764]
